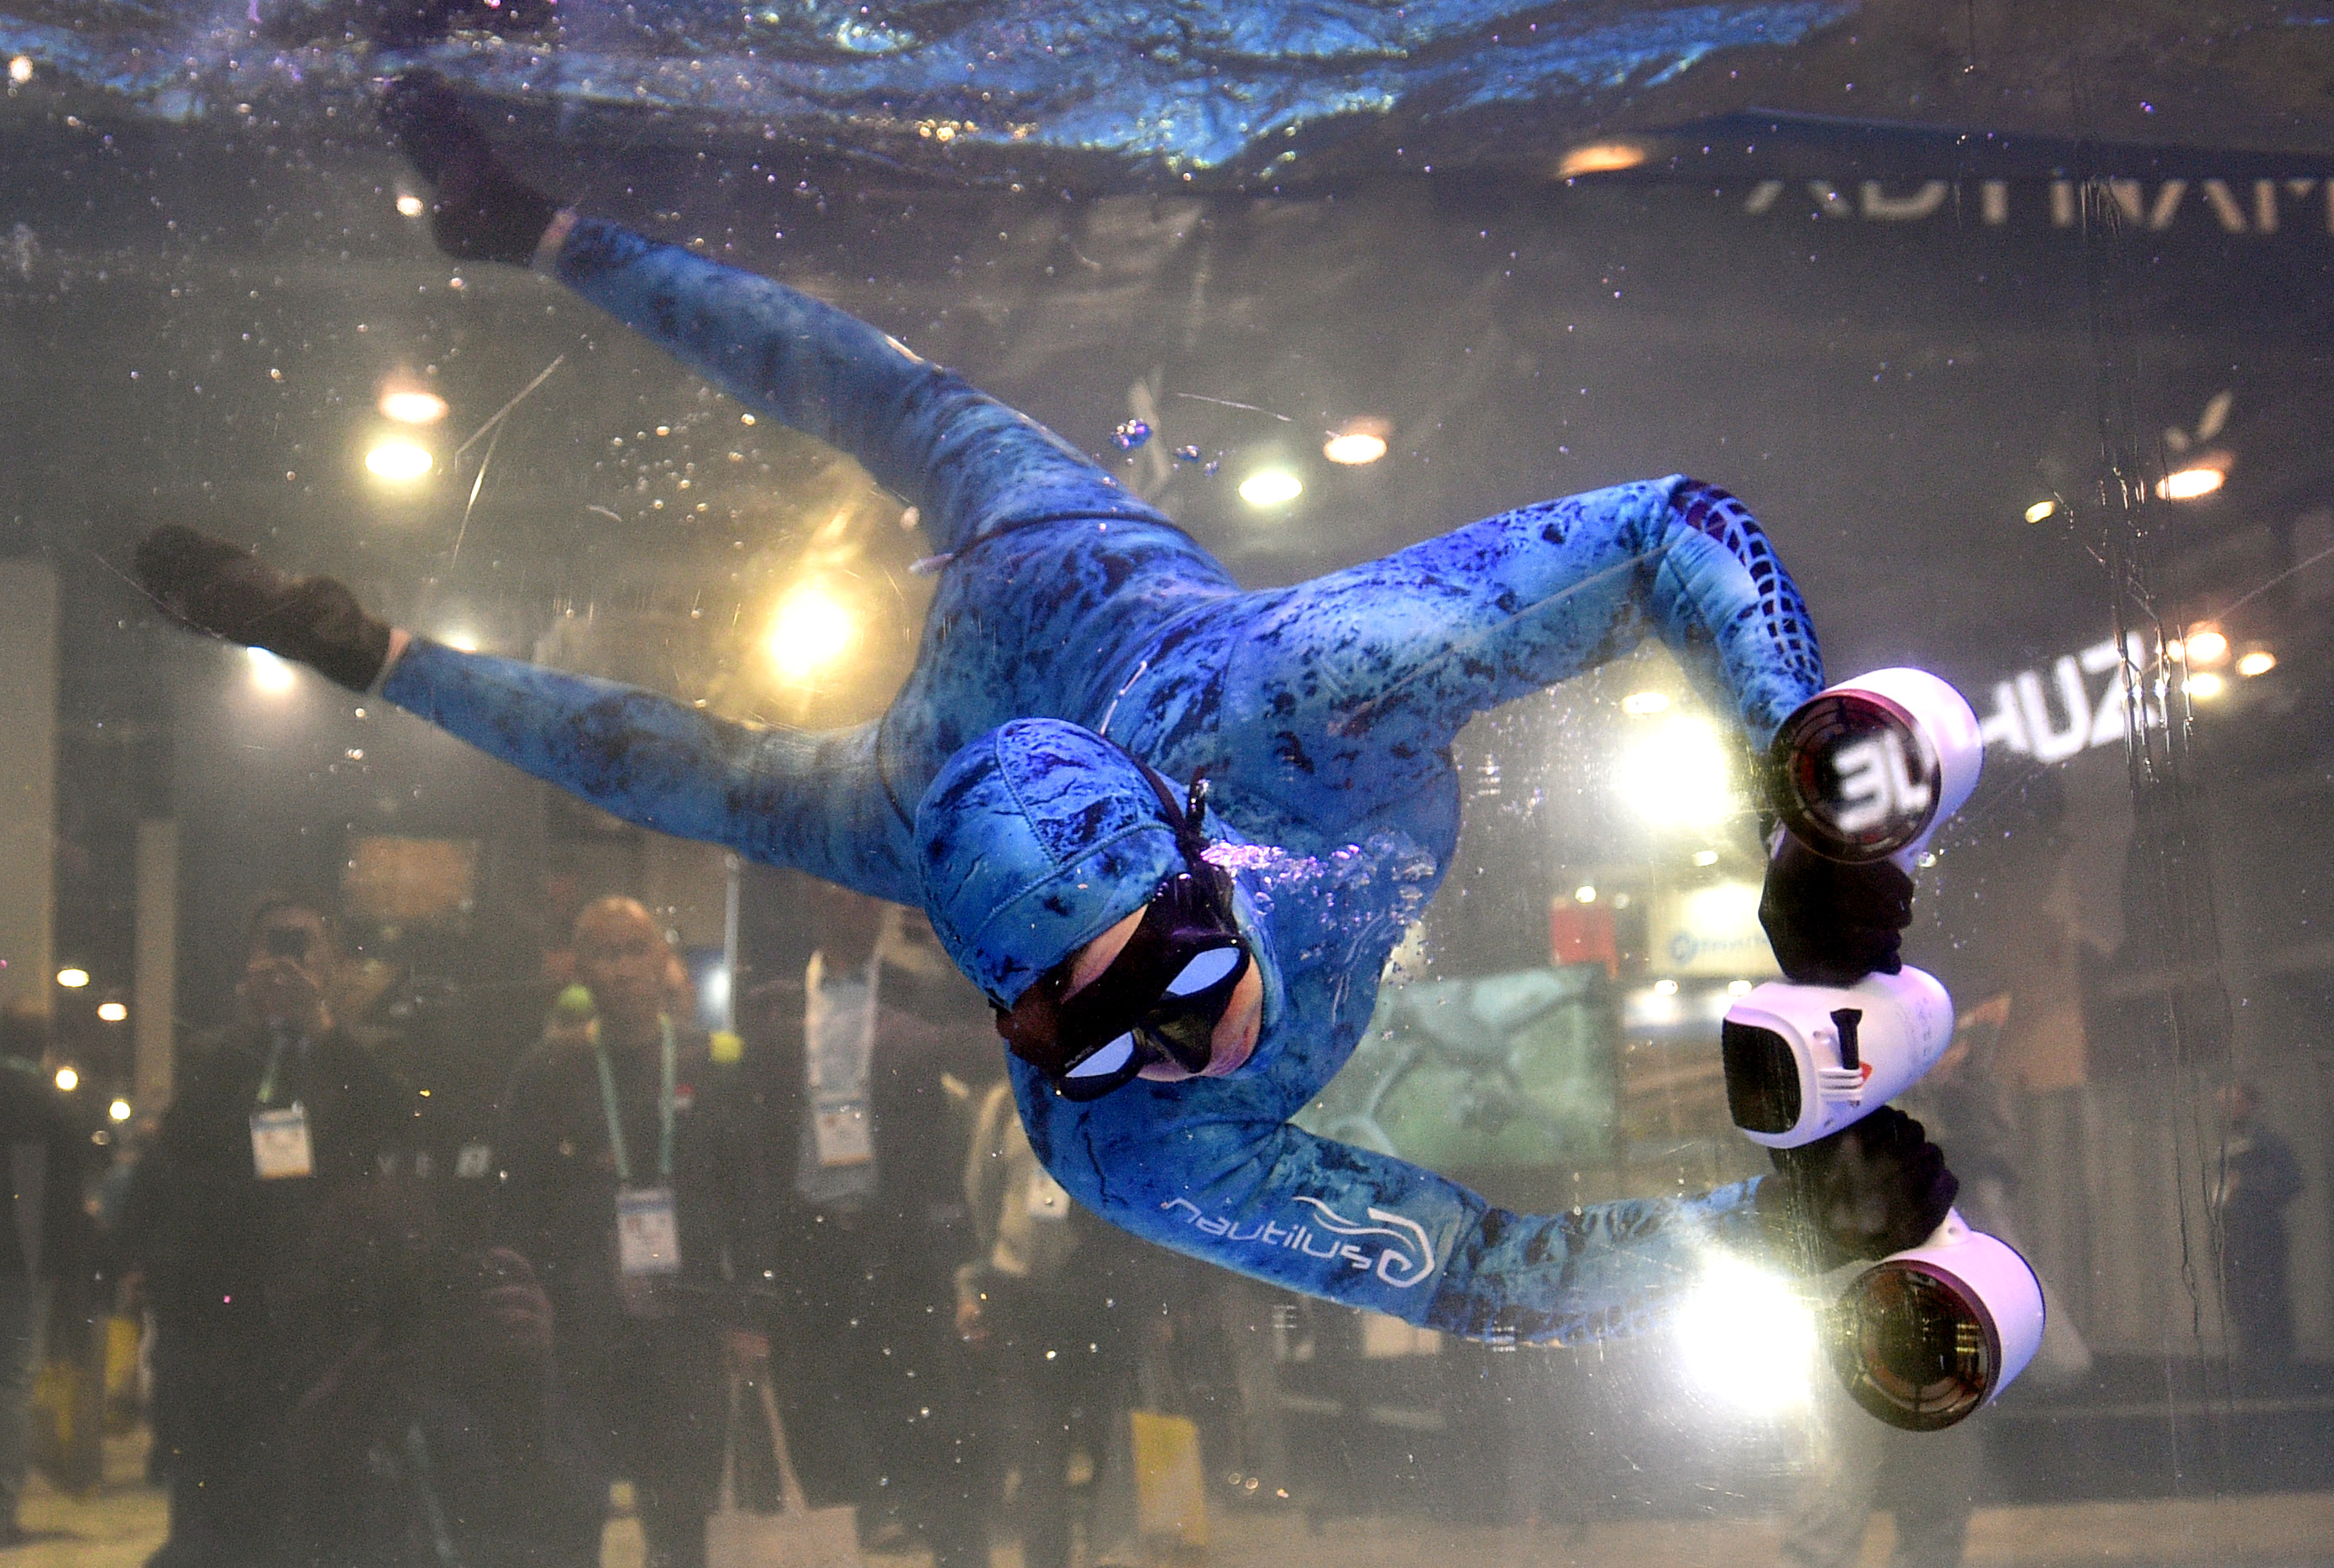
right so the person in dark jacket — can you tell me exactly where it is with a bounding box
[493,895,768,1568]
[2217,1081,2304,1369]
[745,885,996,1567]
[117,895,422,1568]
[0,1005,96,1544]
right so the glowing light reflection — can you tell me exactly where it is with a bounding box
[2157,467,2225,501]
[1676,1255,1818,1413]
[2237,650,2277,678]
[1616,716,1737,826]
[248,647,296,695]
[97,1001,127,1023]
[365,441,434,482]
[765,581,857,684]
[1238,470,1303,507]
[1557,142,1648,177]
[380,389,448,425]
[55,968,87,989]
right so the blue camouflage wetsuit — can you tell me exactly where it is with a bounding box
[380,218,1827,1345]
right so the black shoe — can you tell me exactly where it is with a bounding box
[382,71,559,265]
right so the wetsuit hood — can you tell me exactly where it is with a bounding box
[915,719,1184,1007]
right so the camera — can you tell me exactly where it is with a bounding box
[1728,668,2044,1430]
[1765,668,1983,869]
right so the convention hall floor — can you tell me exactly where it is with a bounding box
[3,1432,2327,1568]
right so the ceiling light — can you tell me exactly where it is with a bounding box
[380,388,448,425]
[53,1067,76,1093]
[1323,417,1391,466]
[2185,672,2226,701]
[2183,627,2228,668]
[765,580,857,684]
[1238,470,1303,508]
[248,646,296,695]
[1556,142,1648,178]
[396,194,426,218]
[2156,467,2225,501]
[108,1099,132,1123]
[2237,650,2276,678]
[2024,500,2058,524]
[97,1001,127,1023]
[55,968,87,989]
[1620,691,1670,716]
[1573,885,1597,904]
[365,440,434,482]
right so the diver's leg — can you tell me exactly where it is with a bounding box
[388,74,1161,555]
[550,219,1162,555]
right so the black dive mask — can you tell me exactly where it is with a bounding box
[995,765,1251,1101]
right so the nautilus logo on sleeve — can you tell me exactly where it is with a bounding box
[1158,1193,1438,1287]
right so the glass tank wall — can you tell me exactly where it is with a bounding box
[0,3,2328,1565]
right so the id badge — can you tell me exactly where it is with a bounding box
[249,1105,314,1180]
[812,1103,873,1168]
[616,1186,682,1277]
[1025,1167,1072,1221]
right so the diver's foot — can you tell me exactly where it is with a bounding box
[381,71,559,265]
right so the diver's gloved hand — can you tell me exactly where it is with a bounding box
[1757,1105,1959,1270]
[134,524,394,692]
[381,71,559,265]
[1758,830,1914,986]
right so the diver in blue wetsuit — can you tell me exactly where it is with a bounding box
[134,80,1953,1347]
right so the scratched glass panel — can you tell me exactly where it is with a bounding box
[0,3,2328,1567]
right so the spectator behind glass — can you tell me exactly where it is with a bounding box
[744,887,995,1568]
[493,896,769,1568]
[0,1004,96,1546]
[113,894,423,1568]
[2216,1080,2304,1373]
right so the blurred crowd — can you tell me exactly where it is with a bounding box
[13,874,1285,1568]
[0,870,2312,1568]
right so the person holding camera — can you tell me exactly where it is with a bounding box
[117,894,424,1568]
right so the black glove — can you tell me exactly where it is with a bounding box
[134,525,394,693]
[1758,831,1914,986]
[1757,1106,1959,1271]
[381,72,559,266]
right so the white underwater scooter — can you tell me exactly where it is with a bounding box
[1724,669,2044,1432]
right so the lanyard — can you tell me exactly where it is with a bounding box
[255,1029,300,1107]
[595,1016,676,1188]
